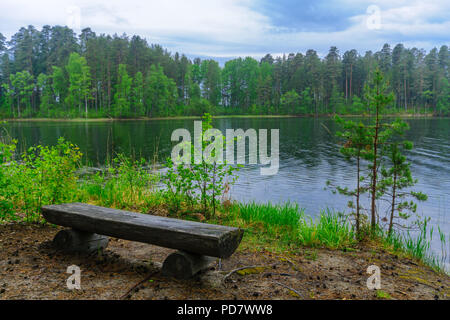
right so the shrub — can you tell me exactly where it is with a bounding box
[2,137,82,222]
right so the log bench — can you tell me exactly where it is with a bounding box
[41,203,244,279]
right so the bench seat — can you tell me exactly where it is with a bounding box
[41,203,244,279]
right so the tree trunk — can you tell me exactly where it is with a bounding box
[350,64,353,99]
[388,173,397,236]
[404,72,407,112]
[371,86,380,232]
[356,151,361,235]
[345,71,348,102]
[17,96,20,118]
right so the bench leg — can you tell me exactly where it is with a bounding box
[53,228,109,254]
[161,250,216,279]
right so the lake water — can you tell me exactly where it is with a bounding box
[4,117,449,266]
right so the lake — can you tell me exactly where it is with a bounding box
[4,117,449,266]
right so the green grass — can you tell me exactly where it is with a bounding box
[297,210,356,248]
[237,201,302,229]
[379,220,449,272]
[222,202,356,250]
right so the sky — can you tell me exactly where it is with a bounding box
[0,0,449,61]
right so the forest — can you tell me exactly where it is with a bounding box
[0,25,449,119]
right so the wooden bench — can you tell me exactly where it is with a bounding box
[41,203,244,279]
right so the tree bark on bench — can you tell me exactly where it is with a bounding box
[53,229,109,253]
[161,251,217,279]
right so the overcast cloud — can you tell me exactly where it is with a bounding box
[0,0,448,59]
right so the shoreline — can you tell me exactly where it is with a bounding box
[1,113,440,122]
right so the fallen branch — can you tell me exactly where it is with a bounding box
[395,290,407,295]
[120,270,159,300]
[273,281,303,299]
[222,265,267,283]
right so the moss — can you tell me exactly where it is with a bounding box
[236,266,267,276]
[376,290,392,299]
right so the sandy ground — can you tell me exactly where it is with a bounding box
[0,223,448,300]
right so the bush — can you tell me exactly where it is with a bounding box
[161,113,240,218]
[0,140,17,220]
[1,138,82,222]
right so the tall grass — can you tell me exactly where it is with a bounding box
[380,220,449,272]
[238,201,302,228]
[78,153,160,211]
[229,202,356,249]
[297,209,356,248]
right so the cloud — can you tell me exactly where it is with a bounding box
[0,0,448,59]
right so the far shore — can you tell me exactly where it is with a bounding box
[1,113,440,122]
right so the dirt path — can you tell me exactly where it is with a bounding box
[0,223,448,300]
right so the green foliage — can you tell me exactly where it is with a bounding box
[365,68,395,231]
[0,139,17,220]
[113,64,132,117]
[280,90,300,114]
[51,66,68,116]
[349,96,365,114]
[297,210,356,248]
[37,73,53,116]
[132,71,144,116]
[144,64,178,117]
[330,86,345,113]
[378,121,428,235]
[200,60,222,106]
[9,70,34,117]
[330,115,373,234]
[65,52,92,116]
[162,113,240,218]
[299,87,314,114]
[332,69,427,237]
[230,202,355,248]
[81,153,158,209]
[0,138,82,222]
[238,202,302,230]
[0,137,160,221]
[437,78,450,115]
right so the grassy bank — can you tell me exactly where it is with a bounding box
[0,138,447,274]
